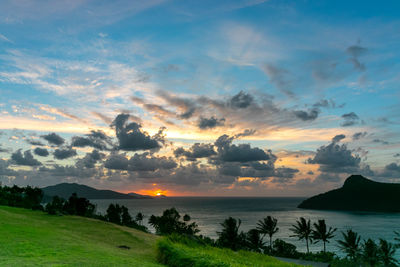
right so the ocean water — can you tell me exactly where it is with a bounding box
[92,197,400,258]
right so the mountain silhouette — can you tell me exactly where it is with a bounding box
[298,175,400,212]
[42,183,152,201]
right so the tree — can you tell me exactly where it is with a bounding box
[362,239,379,267]
[311,219,336,252]
[121,206,132,226]
[245,229,265,252]
[290,217,312,253]
[256,216,279,253]
[106,204,122,224]
[337,229,361,261]
[217,217,245,251]
[148,208,199,235]
[378,239,398,266]
[135,212,144,225]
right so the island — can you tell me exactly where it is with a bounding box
[298,175,400,212]
[42,183,152,201]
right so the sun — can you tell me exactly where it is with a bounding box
[156,192,161,196]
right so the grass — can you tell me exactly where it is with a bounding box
[0,205,163,266]
[157,236,304,267]
[0,206,305,267]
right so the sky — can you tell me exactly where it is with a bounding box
[0,0,400,196]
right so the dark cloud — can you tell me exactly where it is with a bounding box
[313,99,336,109]
[214,134,272,162]
[42,132,65,146]
[229,91,253,109]
[76,150,105,169]
[394,153,400,158]
[71,130,110,150]
[198,116,225,129]
[332,134,345,143]
[0,159,18,176]
[111,113,164,151]
[27,140,45,146]
[53,148,77,160]
[33,147,49,157]
[104,152,176,172]
[307,141,361,173]
[0,146,8,153]
[234,129,256,138]
[293,108,319,121]
[341,112,360,127]
[352,131,367,140]
[347,44,367,71]
[11,149,41,166]
[381,163,400,178]
[174,143,216,161]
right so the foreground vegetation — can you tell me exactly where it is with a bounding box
[0,205,162,266]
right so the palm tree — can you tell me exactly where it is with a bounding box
[362,239,379,267]
[135,212,144,225]
[246,229,265,253]
[290,217,312,253]
[311,219,336,253]
[378,239,398,266]
[256,216,279,252]
[217,217,244,251]
[337,229,361,261]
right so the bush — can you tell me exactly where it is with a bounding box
[271,239,299,258]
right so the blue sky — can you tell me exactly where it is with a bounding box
[0,0,399,196]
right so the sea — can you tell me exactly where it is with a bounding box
[92,197,400,259]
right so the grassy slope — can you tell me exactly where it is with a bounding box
[0,206,163,267]
[157,238,304,267]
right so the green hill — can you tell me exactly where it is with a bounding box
[298,175,400,212]
[0,206,300,267]
[42,183,151,201]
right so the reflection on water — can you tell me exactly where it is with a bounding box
[92,197,400,258]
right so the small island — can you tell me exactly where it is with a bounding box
[298,175,400,212]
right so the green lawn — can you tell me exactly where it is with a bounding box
[0,206,303,267]
[0,206,163,266]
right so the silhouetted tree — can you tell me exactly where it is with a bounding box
[337,229,361,261]
[256,216,279,253]
[148,208,199,235]
[121,206,132,226]
[378,239,398,266]
[183,214,191,222]
[272,239,299,258]
[311,219,336,252]
[245,229,265,252]
[362,239,379,267]
[135,212,144,225]
[290,217,312,253]
[106,203,122,224]
[217,217,245,251]
[45,196,65,215]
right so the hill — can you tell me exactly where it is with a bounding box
[0,206,299,266]
[42,183,152,200]
[298,175,400,212]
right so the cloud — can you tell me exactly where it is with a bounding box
[0,33,12,43]
[198,116,225,129]
[341,112,360,127]
[346,44,367,71]
[33,147,49,157]
[156,91,197,119]
[229,91,253,109]
[0,159,18,176]
[104,152,176,172]
[332,134,345,143]
[262,64,295,97]
[27,139,45,146]
[42,132,65,146]
[174,143,216,161]
[76,150,104,168]
[71,130,111,150]
[372,139,389,145]
[214,134,272,162]
[352,131,367,140]
[380,163,400,178]
[293,108,319,121]
[111,113,164,151]
[53,148,77,160]
[307,140,362,173]
[11,149,42,166]
[394,153,400,158]
[234,129,257,138]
